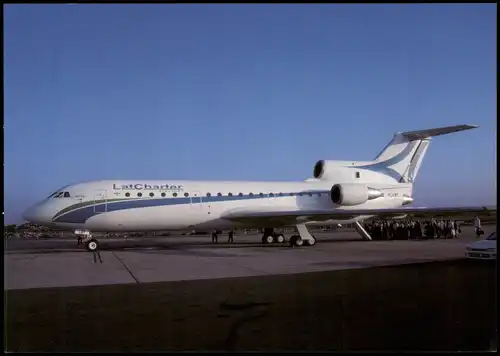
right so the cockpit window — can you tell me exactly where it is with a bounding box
[47,191,59,198]
[51,191,71,198]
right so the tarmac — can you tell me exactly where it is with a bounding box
[5,225,494,291]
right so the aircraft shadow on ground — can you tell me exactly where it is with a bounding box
[6,235,459,255]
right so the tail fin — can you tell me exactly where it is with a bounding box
[367,124,478,183]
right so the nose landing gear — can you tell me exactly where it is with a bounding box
[86,239,99,252]
[74,230,100,251]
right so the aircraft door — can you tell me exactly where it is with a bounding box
[74,193,86,203]
[190,191,202,210]
[93,189,108,214]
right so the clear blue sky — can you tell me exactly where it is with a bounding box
[4,4,497,224]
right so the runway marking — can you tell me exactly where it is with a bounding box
[112,252,140,284]
[23,256,38,264]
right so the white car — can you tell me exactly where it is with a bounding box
[465,232,497,260]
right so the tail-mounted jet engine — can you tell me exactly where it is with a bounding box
[330,183,383,206]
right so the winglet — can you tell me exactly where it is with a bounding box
[400,124,479,141]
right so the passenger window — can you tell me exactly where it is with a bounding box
[63,192,71,198]
[125,193,130,197]
[137,193,142,197]
[184,193,189,197]
[173,193,178,197]
[161,192,166,197]
[149,193,154,197]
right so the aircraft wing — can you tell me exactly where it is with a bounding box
[221,206,496,226]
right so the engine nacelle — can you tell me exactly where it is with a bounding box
[313,160,364,181]
[313,160,333,179]
[330,183,383,206]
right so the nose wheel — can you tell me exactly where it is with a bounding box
[86,239,99,252]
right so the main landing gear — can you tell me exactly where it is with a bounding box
[75,230,100,251]
[261,228,286,244]
[261,225,317,247]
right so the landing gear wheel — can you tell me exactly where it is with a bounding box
[265,235,274,244]
[289,235,303,247]
[86,239,99,252]
[304,236,316,246]
[274,234,285,244]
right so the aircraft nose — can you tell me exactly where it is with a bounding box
[23,204,52,224]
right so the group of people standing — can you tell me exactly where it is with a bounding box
[210,216,484,243]
[364,218,463,240]
[212,229,234,243]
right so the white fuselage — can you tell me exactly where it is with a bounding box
[23,179,412,232]
[22,124,480,234]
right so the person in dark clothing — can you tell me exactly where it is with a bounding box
[454,220,461,237]
[409,222,415,240]
[228,229,234,243]
[443,221,450,239]
[374,222,379,240]
[366,223,373,238]
[397,223,404,240]
[212,230,218,243]
[77,236,83,245]
[93,250,103,263]
[416,221,422,239]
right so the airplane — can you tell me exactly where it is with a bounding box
[22,124,496,252]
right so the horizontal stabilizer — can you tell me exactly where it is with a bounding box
[400,124,478,141]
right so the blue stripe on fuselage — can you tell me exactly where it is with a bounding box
[53,191,330,224]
